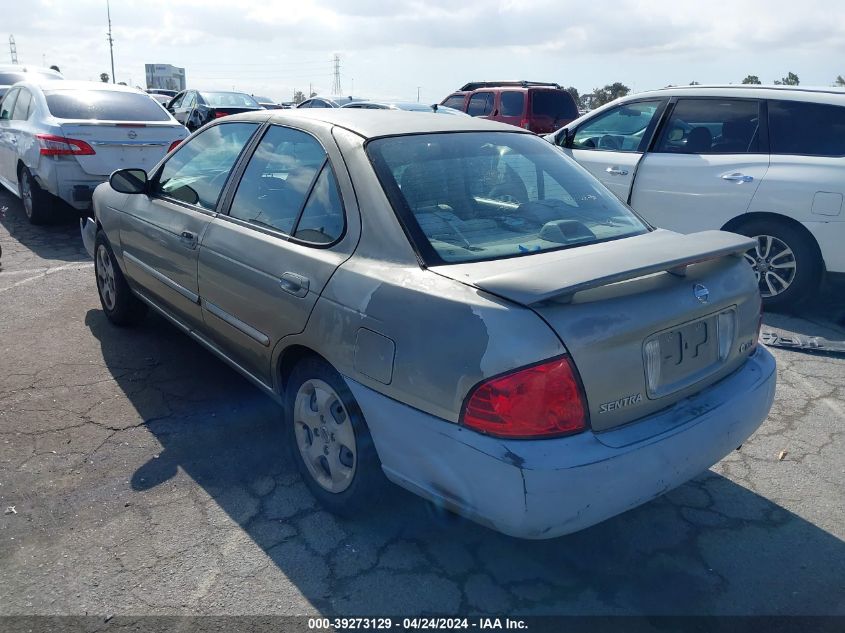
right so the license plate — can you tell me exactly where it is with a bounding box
[645,314,720,397]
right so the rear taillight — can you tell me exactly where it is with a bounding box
[36,134,95,156]
[168,139,183,153]
[519,117,531,130]
[462,356,588,438]
[753,293,763,350]
[213,111,229,119]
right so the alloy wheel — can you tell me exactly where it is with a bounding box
[743,234,797,298]
[293,379,357,494]
[19,173,33,219]
[96,244,117,311]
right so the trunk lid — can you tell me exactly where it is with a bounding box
[433,229,762,432]
[58,121,187,176]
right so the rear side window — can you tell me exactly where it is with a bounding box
[769,100,845,157]
[655,99,761,154]
[294,165,345,244]
[201,92,259,108]
[530,90,578,120]
[500,92,525,117]
[45,90,171,121]
[11,89,32,120]
[442,94,466,111]
[467,92,495,117]
[154,122,258,210]
[229,125,328,235]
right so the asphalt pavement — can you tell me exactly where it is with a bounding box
[0,188,843,617]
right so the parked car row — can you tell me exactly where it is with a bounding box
[80,108,775,538]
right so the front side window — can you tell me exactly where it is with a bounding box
[182,92,197,109]
[572,100,663,152]
[768,100,845,157]
[467,92,494,117]
[229,125,328,234]
[367,132,648,264]
[442,94,467,111]
[655,98,761,154]
[153,122,258,210]
[12,89,32,120]
[45,90,172,121]
[0,88,19,120]
[500,92,525,117]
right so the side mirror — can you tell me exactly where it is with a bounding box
[110,168,148,194]
[556,128,570,147]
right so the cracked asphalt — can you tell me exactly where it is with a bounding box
[0,188,843,617]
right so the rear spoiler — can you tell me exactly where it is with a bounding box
[471,230,756,305]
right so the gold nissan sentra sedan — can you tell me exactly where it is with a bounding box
[81,109,775,539]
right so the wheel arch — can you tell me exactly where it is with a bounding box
[721,212,825,272]
[276,344,333,398]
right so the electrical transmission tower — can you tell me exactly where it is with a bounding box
[9,35,18,64]
[331,54,342,95]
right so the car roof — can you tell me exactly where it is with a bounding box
[0,64,62,76]
[634,84,845,103]
[226,108,534,139]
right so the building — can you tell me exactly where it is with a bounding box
[144,64,186,91]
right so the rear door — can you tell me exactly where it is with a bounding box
[119,121,259,328]
[197,123,357,383]
[0,88,19,185]
[564,99,666,201]
[631,97,769,232]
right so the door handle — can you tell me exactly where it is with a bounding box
[179,230,197,248]
[605,166,629,176]
[721,172,754,183]
[279,272,310,298]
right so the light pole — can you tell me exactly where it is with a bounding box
[106,0,115,83]
[417,86,421,102]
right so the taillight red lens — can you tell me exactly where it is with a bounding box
[462,356,588,438]
[36,134,95,156]
[213,111,229,119]
[168,139,183,153]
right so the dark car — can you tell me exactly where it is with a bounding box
[146,88,178,98]
[441,81,578,134]
[167,90,262,131]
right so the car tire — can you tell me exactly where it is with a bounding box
[735,219,822,311]
[94,231,148,326]
[18,166,54,225]
[285,356,385,516]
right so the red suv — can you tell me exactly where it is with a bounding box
[440,81,578,134]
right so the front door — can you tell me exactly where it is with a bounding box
[0,88,20,186]
[563,99,666,202]
[197,124,355,384]
[631,97,769,233]
[119,121,260,328]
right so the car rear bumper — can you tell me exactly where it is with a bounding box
[347,346,776,539]
[803,219,845,274]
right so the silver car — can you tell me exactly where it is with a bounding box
[0,80,187,224]
[81,110,776,539]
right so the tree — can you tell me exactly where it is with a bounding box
[588,82,631,108]
[742,75,761,85]
[293,90,305,104]
[309,90,317,98]
[835,75,845,86]
[565,86,579,105]
[774,72,799,86]
[689,81,700,85]
[100,72,109,83]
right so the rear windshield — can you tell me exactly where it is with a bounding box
[531,90,578,120]
[0,71,62,85]
[201,92,259,108]
[45,90,171,121]
[367,132,648,264]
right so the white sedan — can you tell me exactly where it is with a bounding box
[0,81,188,224]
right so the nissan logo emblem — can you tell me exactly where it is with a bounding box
[694,284,710,303]
[127,130,137,139]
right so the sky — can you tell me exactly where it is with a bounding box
[4,0,845,103]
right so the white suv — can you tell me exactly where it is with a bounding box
[548,85,845,308]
